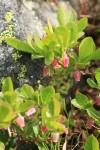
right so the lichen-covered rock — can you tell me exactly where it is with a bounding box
[0,0,72,89]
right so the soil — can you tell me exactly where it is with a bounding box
[15,141,38,150]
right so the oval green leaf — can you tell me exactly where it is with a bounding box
[84,135,99,150]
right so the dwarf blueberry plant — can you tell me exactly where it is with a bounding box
[1,3,100,150]
[0,77,68,149]
[5,4,100,80]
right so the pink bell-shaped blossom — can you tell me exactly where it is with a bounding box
[25,107,36,116]
[62,54,69,67]
[52,132,60,143]
[61,116,66,122]
[43,66,50,76]
[57,123,69,134]
[16,115,25,128]
[51,59,60,69]
[73,71,81,81]
[41,125,48,133]
[63,125,68,134]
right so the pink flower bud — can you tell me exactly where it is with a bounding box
[61,116,66,122]
[57,123,69,135]
[63,126,68,134]
[73,71,81,81]
[25,107,36,116]
[43,66,50,76]
[51,59,60,69]
[52,132,60,143]
[16,115,25,128]
[41,125,48,133]
[86,118,94,129]
[62,54,69,67]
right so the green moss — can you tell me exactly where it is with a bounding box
[0,11,15,44]
[49,68,73,97]
[17,65,27,81]
[5,11,14,23]
[12,51,22,61]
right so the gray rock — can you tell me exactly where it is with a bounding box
[0,0,72,89]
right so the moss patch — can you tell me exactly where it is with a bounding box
[49,68,73,97]
[0,11,15,43]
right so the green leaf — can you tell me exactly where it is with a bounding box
[79,37,95,61]
[26,34,34,48]
[78,31,84,38]
[40,86,55,104]
[14,97,23,112]
[42,34,56,47]
[95,68,100,74]
[2,77,13,94]
[0,142,5,150]
[54,26,69,35]
[66,10,77,23]
[57,3,67,26]
[33,122,39,137]
[77,61,90,68]
[18,84,34,99]
[20,100,35,112]
[71,92,92,110]
[87,78,98,89]
[5,38,34,54]
[66,22,78,44]
[3,91,23,111]
[46,117,63,132]
[47,18,53,33]
[48,99,61,116]
[44,26,51,34]
[77,17,88,32]
[32,91,39,104]
[86,107,100,124]
[54,46,64,57]
[57,3,76,26]
[90,48,100,60]
[0,100,15,126]
[84,135,99,150]
[56,34,67,48]
[31,53,44,59]
[95,69,100,87]
[95,69,100,83]
[3,91,18,105]
[55,93,60,99]
[87,69,100,89]
[41,107,48,124]
[34,33,43,50]
[45,51,54,65]
[69,52,78,61]
[24,124,33,138]
[37,143,49,150]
